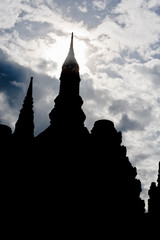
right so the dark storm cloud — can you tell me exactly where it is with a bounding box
[0,48,59,134]
[118,113,144,132]
[0,48,58,98]
[0,49,29,105]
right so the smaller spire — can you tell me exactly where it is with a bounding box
[13,77,34,140]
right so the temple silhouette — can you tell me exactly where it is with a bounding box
[0,33,160,231]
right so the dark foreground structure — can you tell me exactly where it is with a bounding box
[0,34,159,234]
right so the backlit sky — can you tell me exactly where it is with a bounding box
[0,0,160,210]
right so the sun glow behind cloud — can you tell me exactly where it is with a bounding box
[42,33,88,78]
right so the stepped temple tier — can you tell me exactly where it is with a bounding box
[0,33,159,233]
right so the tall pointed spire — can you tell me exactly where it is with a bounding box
[58,32,81,97]
[48,32,86,130]
[62,32,79,73]
[26,76,33,99]
[13,77,34,140]
[69,32,74,57]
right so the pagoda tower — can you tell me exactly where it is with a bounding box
[34,34,90,218]
[36,33,89,149]
[49,33,87,134]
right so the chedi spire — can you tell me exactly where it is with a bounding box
[36,32,89,156]
[49,32,86,127]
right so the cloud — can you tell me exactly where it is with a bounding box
[0,48,29,103]
[0,92,17,129]
[77,1,88,13]
[112,0,160,50]
[0,1,90,81]
[118,113,144,132]
[0,48,59,135]
[80,73,113,129]
[135,59,160,87]
[147,0,160,10]
[0,49,33,128]
[92,0,107,11]
[0,0,21,29]
[90,0,160,61]
[131,152,160,210]
[15,20,54,38]
[109,99,129,115]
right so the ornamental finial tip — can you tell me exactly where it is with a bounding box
[70,32,74,53]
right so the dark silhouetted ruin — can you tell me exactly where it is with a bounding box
[0,33,159,232]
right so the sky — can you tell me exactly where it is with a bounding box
[0,0,160,211]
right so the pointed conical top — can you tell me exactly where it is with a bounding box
[26,76,33,98]
[62,33,79,72]
[69,32,74,55]
[13,76,34,139]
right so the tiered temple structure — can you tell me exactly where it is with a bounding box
[0,33,159,230]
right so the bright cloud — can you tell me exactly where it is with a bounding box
[112,0,160,50]
[0,0,21,29]
[0,92,17,129]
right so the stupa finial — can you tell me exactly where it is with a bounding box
[62,32,79,72]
